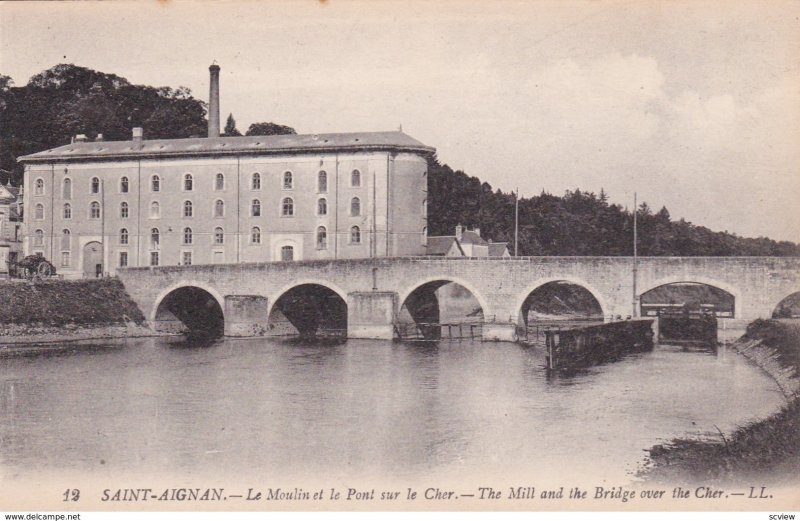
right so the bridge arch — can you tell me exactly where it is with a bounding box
[398,275,492,319]
[268,279,348,338]
[397,276,490,340]
[151,281,226,337]
[512,277,610,324]
[638,276,742,318]
[769,289,800,318]
[267,279,348,319]
[151,280,226,323]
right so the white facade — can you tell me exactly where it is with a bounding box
[20,132,433,278]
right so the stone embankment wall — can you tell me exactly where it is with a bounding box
[0,278,153,345]
[730,319,800,398]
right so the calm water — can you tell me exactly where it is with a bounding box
[0,337,785,484]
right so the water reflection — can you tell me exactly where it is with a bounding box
[0,336,785,483]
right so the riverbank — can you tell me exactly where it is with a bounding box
[0,278,161,347]
[639,319,800,484]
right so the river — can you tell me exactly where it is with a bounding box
[0,336,785,487]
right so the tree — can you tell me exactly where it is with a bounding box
[245,122,297,136]
[0,75,13,92]
[223,113,241,136]
[0,64,207,185]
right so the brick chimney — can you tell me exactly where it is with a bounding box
[455,224,463,241]
[208,63,221,138]
[132,127,143,142]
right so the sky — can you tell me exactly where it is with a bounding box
[1,0,799,242]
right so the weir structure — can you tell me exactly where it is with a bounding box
[116,256,800,342]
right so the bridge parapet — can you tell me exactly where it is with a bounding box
[116,256,800,341]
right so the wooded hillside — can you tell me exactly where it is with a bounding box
[2,64,797,256]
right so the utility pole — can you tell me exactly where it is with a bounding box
[514,187,519,257]
[632,192,638,318]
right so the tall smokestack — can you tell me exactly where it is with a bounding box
[208,63,221,138]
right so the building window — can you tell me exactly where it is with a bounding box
[283,171,293,190]
[150,228,160,248]
[318,171,327,193]
[316,226,327,249]
[251,172,261,190]
[251,226,261,244]
[351,169,361,187]
[150,251,159,266]
[151,175,160,192]
[119,251,128,267]
[317,198,327,216]
[350,197,361,217]
[421,226,427,245]
[120,201,129,218]
[33,229,44,246]
[184,173,193,191]
[215,173,224,190]
[91,177,100,194]
[350,226,361,244]
[214,199,224,217]
[35,203,44,220]
[63,203,72,219]
[62,178,71,200]
[281,197,294,217]
[34,178,44,196]
[120,176,129,193]
[61,251,70,267]
[214,227,224,245]
[183,200,193,218]
[90,201,101,219]
[120,228,129,245]
[422,198,427,217]
[61,229,71,251]
[281,245,294,261]
[150,201,160,219]
[251,199,261,217]
[182,251,192,266]
[183,227,193,245]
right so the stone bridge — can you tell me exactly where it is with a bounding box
[116,256,800,342]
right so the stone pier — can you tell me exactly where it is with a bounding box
[224,295,270,337]
[348,291,398,340]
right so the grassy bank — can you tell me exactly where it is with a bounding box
[639,320,800,484]
[0,278,146,327]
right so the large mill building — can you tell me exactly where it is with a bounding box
[19,65,434,278]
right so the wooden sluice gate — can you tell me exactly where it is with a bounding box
[393,321,484,342]
[543,319,655,371]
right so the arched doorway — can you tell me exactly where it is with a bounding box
[82,241,103,278]
[153,286,225,338]
[397,280,485,341]
[640,282,734,343]
[269,283,347,339]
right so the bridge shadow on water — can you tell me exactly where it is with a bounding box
[165,333,224,350]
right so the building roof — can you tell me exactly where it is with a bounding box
[488,242,509,256]
[18,131,435,164]
[426,236,464,256]
[459,230,488,246]
[0,184,19,204]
